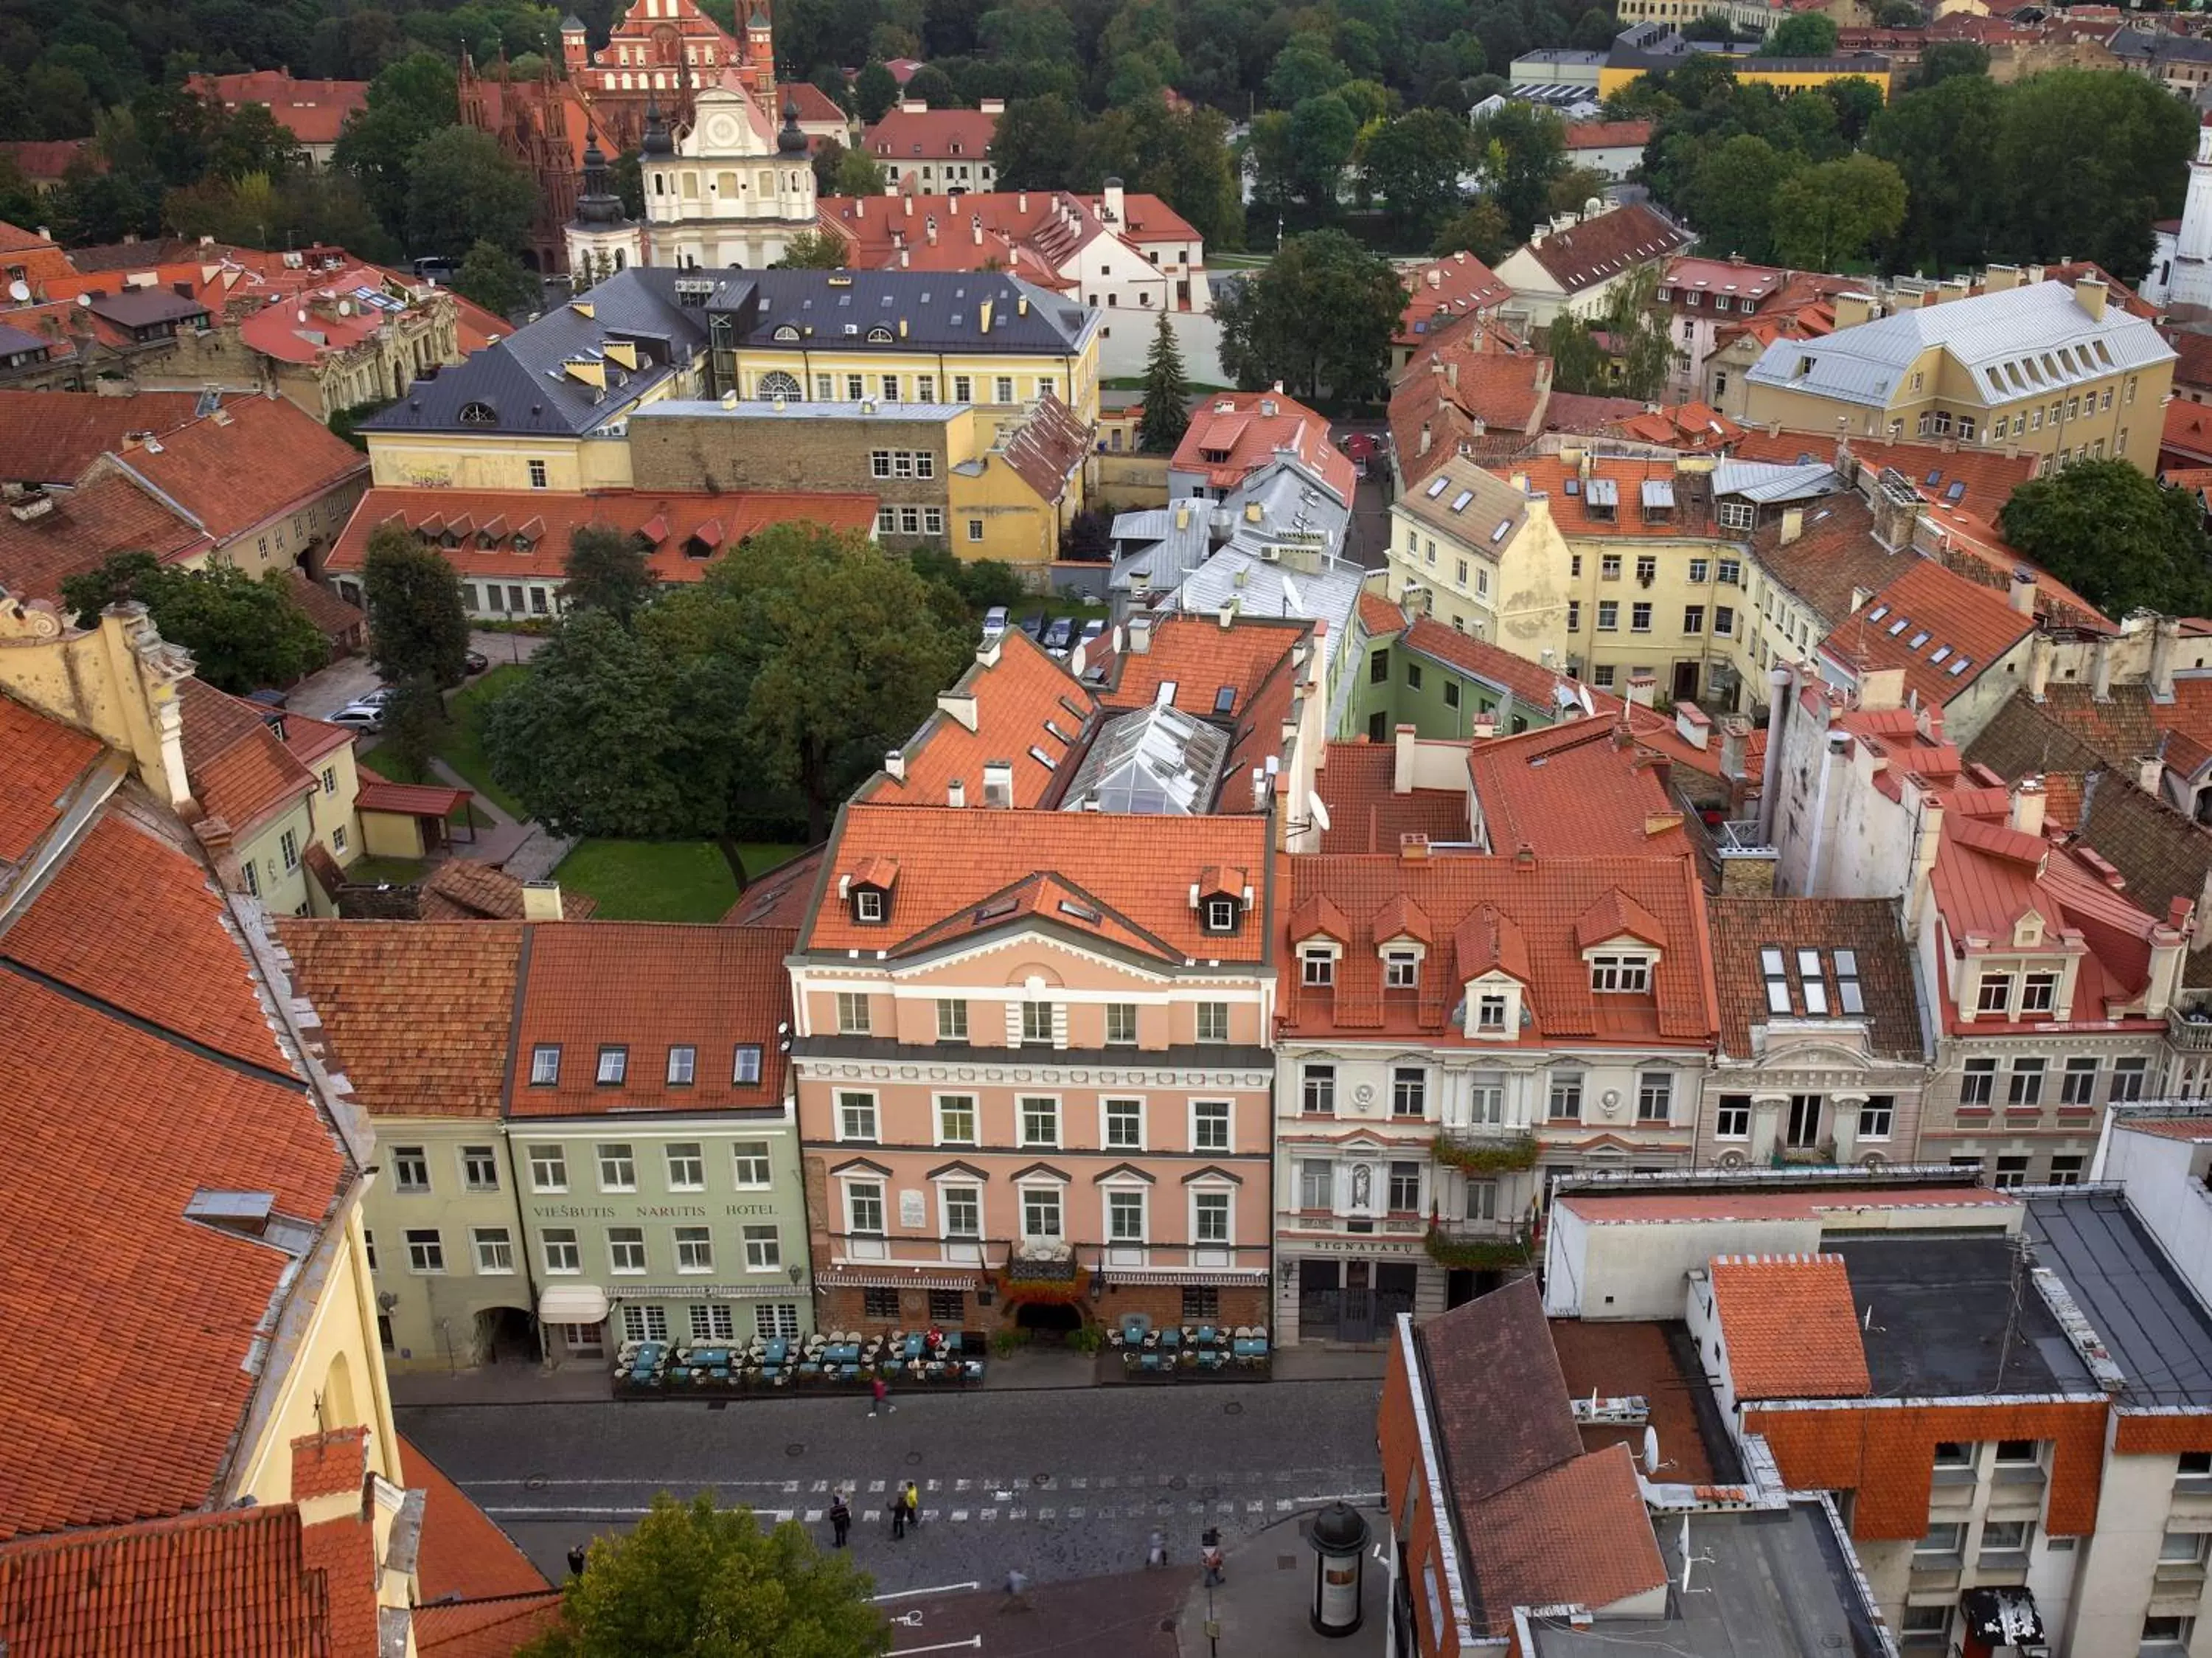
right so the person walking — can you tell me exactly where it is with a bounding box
[901,1480,921,1532]
[829,1492,851,1549]
[1146,1528,1168,1569]
[566,1543,588,1578]
[869,1375,895,1417]
[1201,1527,1225,1586]
[889,1488,908,1540]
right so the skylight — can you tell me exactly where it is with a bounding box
[1798,948,1828,1014]
[1426,476,1450,499]
[1887,617,1910,636]
[1058,898,1102,923]
[1835,948,1863,1015]
[1867,604,1889,622]
[1945,482,1966,503]
[1908,631,1930,650]
[1450,490,1475,513]
[1947,657,1970,676]
[1761,946,1790,1013]
[1491,520,1511,544]
[1929,645,1950,665]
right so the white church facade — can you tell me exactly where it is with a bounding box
[2144,116,2212,313]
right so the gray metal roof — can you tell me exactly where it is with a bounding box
[1745,280,2177,409]
[1060,702,1228,815]
[634,397,967,423]
[726,268,1099,355]
[1711,459,1844,504]
[2027,1189,2212,1407]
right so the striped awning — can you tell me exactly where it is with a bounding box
[1099,1269,1270,1288]
[611,1285,805,1301]
[828,1270,978,1290]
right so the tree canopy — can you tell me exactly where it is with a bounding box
[363,524,470,687]
[1997,462,2212,621]
[1137,307,1192,454]
[58,553,325,694]
[1215,229,1405,403]
[563,524,658,625]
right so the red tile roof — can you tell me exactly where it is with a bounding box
[0,391,208,488]
[1171,389,1355,502]
[276,920,525,1119]
[398,1436,550,1603]
[1660,255,1788,310]
[2114,1115,2212,1142]
[1509,454,1692,538]
[0,787,349,1541]
[0,139,91,183]
[326,488,877,583]
[1280,851,1715,1047]
[1820,556,2037,712]
[997,392,1092,506]
[2170,332,2212,391]
[288,1429,368,1501]
[864,105,1001,165]
[1550,1317,1719,1482]
[299,1510,376,1658]
[1565,119,1652,150]
[0,220,74,284]
[0,1507,337,1657]
[723,847,824,929]
[414,860,598,923]
[809,804,1271,964]
[414,1595,566,1658]
[1517,204,1691,296]
[1467,718,1692,859]
[1391,342,1551,487]
[0,468,212,602]
[1401,617,1584,715]
[778,80,847,125]
[353,769,470,819]
[1616,400,1745,450]
[511,922,796,1118]
[860,630,1095,810]
[1707,896,1925,1059]
[2167,399,2212,466]
[0,696,105,863]
[819,190,1199,288]
[1312,741,1470,853]
[103,395,366,543]
[1710,1254,1872,1401]
[1394,252,1511,348]
[184,71,368,147]
[178,679,320,842]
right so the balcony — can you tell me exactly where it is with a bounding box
[2170,1007,2212,1051]
[1431,1131,1539,1175]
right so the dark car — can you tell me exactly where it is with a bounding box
[1042,617,1075,656]
[245,688,289,710]
[464,649,489,675]
[1019,613,1045,639]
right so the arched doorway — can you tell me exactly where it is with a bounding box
[1011,1300,1083,1342]
[474,1307,536,1363]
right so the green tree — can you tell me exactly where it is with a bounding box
[1432,198,1512,261]
[1137,308,1191,453]
[1866,72,2002,273]
[1908,38,1987,89]
[564,523,659,625]
[1286,92,1358,211]
[1546,311,1604,394]
[406,126,535,260]
[1214,228,1405,402]
[1992,70,2193,282]
[1682,133,1795,263]
[1764,13,1837,56]
[363,524,470,687]
[1768,150,1905,270]
[1469,102,1566,238]
[1360,107,1468,244]
[453,239,532,315]
[333,51,457,240]
[832,146,888,196]
[59,555,327,694]
[1598,263,1672,401]
[854,61,900,122]
[206,103,305,181]
[1875,0,1923,22]
[376,674,450,778]
[1997,462,2212,620]
[518,1494,886,1658]
[774,228,850,267]
[904,63,961,106]
[1546,164,1611,218]
[988,94,1086,191]
[1266,39,1351,108]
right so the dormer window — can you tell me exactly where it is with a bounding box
[1301,948,1335,987]
[1205,897,1238,933]
[1385,949,1419,989]
[2021,971,2058,1014]
[1590,954,1649,993]
[1975,972,2013,1015]
[855,888,885,923]
[1475,991,1508,1032]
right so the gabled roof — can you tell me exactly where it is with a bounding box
[1750,493,1912,628]
[275,920,526,1120]
[0,696,105,863]
[1312,741,1470,855]
[0,467,212,603]
[863,630,1095,810]
[1709,1254,1873,1401]
[863,104,1001,162]
[1172,389,1356,501]
[178,680,321,842]
[1394,252,1512,347]
[807,804,1272,965]
[1819,555,2037,710]
[1574,887,1667,950]
[1513,203,1691,296]
[1399,615,1587,717]
[97,394,366,543]
[1707,896,1924,1059]
[511,922,796,1118]
[1468,719,1691,859]
[415,858,599,923]
[1391,343,1551,488]
[0,390,206,488]
[184,69,369,146]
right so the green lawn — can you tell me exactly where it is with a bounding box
[438,665,529,819]
[553,840,806,923]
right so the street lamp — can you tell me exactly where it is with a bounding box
[1309,1502,1371,1637]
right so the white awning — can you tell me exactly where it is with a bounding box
[538,1285,609,1325]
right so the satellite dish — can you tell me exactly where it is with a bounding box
[6,280,26,303]
[76,291,91,307]
[338,299,352,316]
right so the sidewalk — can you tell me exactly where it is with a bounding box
[1177,1510,1390,1658]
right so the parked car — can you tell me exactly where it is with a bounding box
[464,649,489,675]
[1042,617,1075,656]
[354,687,400,708]
[1019,613,1045,639]
[982,606,1009,641]
[327,704,386,732]
[1079,618,1106,645]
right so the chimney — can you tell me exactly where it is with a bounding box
[1102,176,1125,225]
[1253,766,1270,811]
[2091,635,2113,701]
[1427,268,1441,288]
[904,194,914,218]
[1832,292,1876,329]
[971,215,982,246]
[1418,423,1432,457]
[1674,701,1711,751]
[978,297,993,333]
[936,687,979,731]
[2138,755,2166,796]
[1905,791,1945,932]
[885,748,907,781]
[1446,357,1458,389]
[1399,832,1430,862]
[2008,566,2037,616]
[1017,192,1028,212]
[2074,275,2108,322]
[1129,614,1153,653]
[1779,507,1804,545]
[2153,615,2180,702]
[947,777,967,807]
[1626,671,1656,708]
[1718,714,1750,783]
[2028,632,2054,701]
[2011,776,2048,839]
[1985,262,2021,293]
[1858,666,1906,712]
[521,879,565,921]
[979,97,1005,114]
[901,97,927,114]
[1393,723,1417,794]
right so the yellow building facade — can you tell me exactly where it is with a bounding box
[1597,53,1892,100]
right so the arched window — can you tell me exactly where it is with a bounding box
[772,324,801,341]
[459,401,498,426]
[758,370,802,400]
[866,325,894,343]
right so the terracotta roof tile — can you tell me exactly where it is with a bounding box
[1537,389,1651,437]
[997,392,1092,506]
[1357,591,1405,637]
[1172,390,1355,501]
[1822,556,2036,710]
[1508,454,1702,538]
[398,1436,550,1603]
[811,804,1270,963]
[299,1512,377,1658]
[275,920,525,1118]
[1467,719,1691,859]
[1707,896,1924,1059]
[1394,252,1512,348]
[416,860,599,923]
[511,922,796,1118]
[414,1594,566,1658]
[0,1507,336,1657]
[863,630,1095,810]
[0,468,211,601]
[1565,119,1652,149]
[288,1429,367,1501]
[0,390,206,488]
[327,488,879,583]
[1281,852,1714,1045]
[178,679,319,841]
[353,769,469,818]
[2171,332,2212,391]
[722,847,823,929]
[1710,1254,1873,1401]
[285,569,365,640]
[1088,613,1310,724]
[1749,493,1911,628]
[1392,344,1551,488]
[1519,203,1691,296]
[100,397,365,544]
[1312,742,1469,853]
[1402,617,1582,715]
[0,696,106,864]
[184,70,367,146]
[0,796,348,1539]
[864,105,1000,164]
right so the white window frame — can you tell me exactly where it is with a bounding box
[667,1045,697,1086]
[742,1224,782,1270]
[597,1142,636,1193]
[596,1045,628,1085]
[935,1092,979,1145]
[1019,1180,1065,1242]
[608,1227,647,1274]
[666,1142,706,1190]
[845,1178,886,1238]
[459,1144,500,1192]
[838,1090,880,1142]
[1196,1000,1230,1044]
[540,1228,580,1274]
[674,1227,714,1274]
[1191,1098,1232,1154]
[1190,1184,1234,1263]
[1019,1095,1060,1148]
[1103,1096,1146,1151]
[530,1044,560,1086]
[406,1228,445,1273]
[731,1140,772,1187]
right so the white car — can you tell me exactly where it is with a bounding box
[982,606,1009,641]
[327,704,386,732]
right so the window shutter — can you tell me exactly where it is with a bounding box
[1004,999,1023,1047]
[1052,1003,1068,1049]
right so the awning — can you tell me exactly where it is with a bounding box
[538,1284,608,1324]
[1099,1269,1270,1287]
[828,1270,978,1290]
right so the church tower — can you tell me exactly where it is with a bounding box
[744,4,776,98]
[566,132,646,284]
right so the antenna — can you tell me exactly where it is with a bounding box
[1677,1513,1715,1593]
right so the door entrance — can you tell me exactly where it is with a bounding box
[473,1306,536,1364]
[1787,1094,1822,1149]
[1012,1300,1083,1342]
[1672,659,1701,704]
